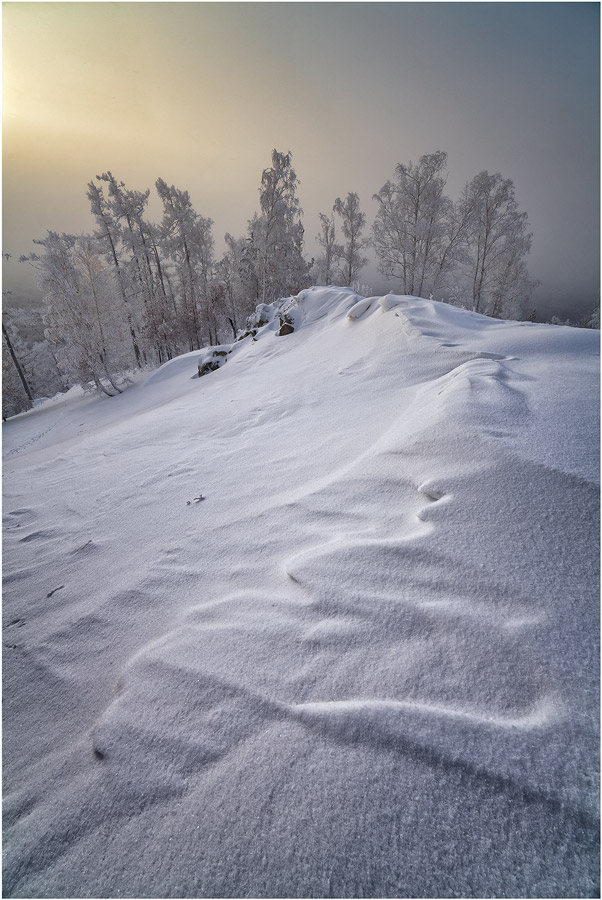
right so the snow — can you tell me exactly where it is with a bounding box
[3,287,599,897]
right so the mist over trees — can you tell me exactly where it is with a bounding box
[5,147,570,414]
[372,151,537,316]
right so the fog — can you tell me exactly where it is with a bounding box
[3,2,599,320]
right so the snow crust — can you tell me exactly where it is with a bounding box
[3,288,599,897]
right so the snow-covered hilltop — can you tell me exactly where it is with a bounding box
[3,288,599,897]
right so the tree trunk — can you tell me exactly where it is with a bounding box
[100,215,142,367]
[92,369,115,397]
[3,322,33,402]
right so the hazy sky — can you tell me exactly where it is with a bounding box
[3,2,600,318]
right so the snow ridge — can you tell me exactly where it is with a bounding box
[3,288,599,898]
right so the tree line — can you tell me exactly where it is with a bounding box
[2,148,556,414]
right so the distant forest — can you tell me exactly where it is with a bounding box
[3,149,598,416]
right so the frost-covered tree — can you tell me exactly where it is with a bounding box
[373,151,452,297]
[97,172,174,363]
[2,317,33,401]
[586,304,600,329]
[431,193,475,297]
[156,178,214,349]
[249,150,311,304]
[2,309,64,402]
[23,340,66,397]
[3,335,29,418]
[461,171,536,317]
[23,233,130,396]
[313,213,341,286]
[215,234,258,337]
[333,193,368,287]
[2,315,33,416]
[87,179,142,367]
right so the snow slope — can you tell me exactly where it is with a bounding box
[3,288,599,898]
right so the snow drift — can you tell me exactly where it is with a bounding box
[3,288,599,897]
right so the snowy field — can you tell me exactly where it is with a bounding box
[2,288,599,898]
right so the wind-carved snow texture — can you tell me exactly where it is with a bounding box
[3,288,599,897]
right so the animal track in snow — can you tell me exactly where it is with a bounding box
[5,424,55,457]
